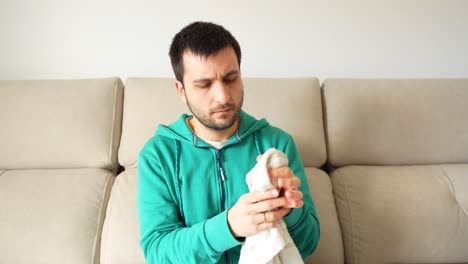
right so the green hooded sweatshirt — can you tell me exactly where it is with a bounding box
[138,110,320,264]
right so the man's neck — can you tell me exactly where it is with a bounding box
[187,117,240,142]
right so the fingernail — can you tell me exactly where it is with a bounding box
[271,190,278,196]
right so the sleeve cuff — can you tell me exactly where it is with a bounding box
[204,210,241,253]
[284,207,303,228]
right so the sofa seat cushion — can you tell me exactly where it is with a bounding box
[0,168,115,264]
[304,167,344,264]
[100,168,145,264]
[100,167,343,264]
[331,164,468,264]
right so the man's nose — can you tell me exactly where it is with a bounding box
[213,82,230,104]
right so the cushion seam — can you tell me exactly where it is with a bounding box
[439,166,468,223]
[322,85,334,167]
[92,171,114,264]
[336,169,358,264]
[101,172,113,264]
[108,78,118,170]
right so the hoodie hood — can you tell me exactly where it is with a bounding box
[155,110,269,147]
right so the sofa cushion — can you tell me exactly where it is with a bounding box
[331,164,468,264]
[118,77,327,168]
[304,168,344,264]
[117,78,184,168]
[100,169,145,264]
[100,167,341,263]
[242,78,327,168]
[0,168,115,264]
[0,78,123,170]
[323,79,468,167]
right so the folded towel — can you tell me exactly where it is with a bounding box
[238,148,303,264]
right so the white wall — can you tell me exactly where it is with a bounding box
[1,0,467,81]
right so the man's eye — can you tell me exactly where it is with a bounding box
[224,76,237,83]
[197,83,210,88]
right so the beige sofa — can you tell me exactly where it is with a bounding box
[1,77,467,264]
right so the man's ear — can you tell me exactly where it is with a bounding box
[174,80,187,103]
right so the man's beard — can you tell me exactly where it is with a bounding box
[185,96,243,131]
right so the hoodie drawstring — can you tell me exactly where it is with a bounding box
[254,131,262,155]
[174,139,185,225]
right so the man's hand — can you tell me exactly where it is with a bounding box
[227,190,290,238]
[269,166,304,208]
[257,155,304,209]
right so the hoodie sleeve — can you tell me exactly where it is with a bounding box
[137,151,241,264]
[281,136,321,259]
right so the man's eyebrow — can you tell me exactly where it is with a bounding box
[193,70,239,83]
[224,70,239,78]
[193,78,212,84]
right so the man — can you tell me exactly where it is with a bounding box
[138,21,320,263]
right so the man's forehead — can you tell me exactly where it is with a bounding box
[182,49,210,61]
[182,48,239,79]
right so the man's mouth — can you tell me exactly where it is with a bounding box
[213,107,233,114]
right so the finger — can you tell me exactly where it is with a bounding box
[257,221,276,231]
[285,189,303,201]
[268,167,293,179]
[253,197,288,213]
[268,167,302,188]
[277,176,301,189]
[256,154,263,162]
[265,208,290,222]
[283,198,304,208]
[289,200,304,208]
[255,212,267,224]
[243,189,279,203]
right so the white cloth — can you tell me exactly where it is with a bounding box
[238,148,303,264]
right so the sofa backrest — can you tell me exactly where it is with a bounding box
[323,78,468,264]
[323,79,468,167]
[118,77,327,168]
[117,78,184,168]
[103,77,335,264]
[0,78,123,170]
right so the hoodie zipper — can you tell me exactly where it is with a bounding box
[216,149,226,211]
[215,149,230,264]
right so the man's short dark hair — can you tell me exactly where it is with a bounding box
[169,21,242,83]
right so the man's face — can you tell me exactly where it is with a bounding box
[176,46,244,131]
